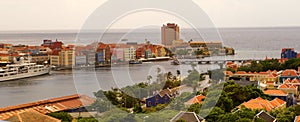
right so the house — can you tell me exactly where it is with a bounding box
[264,90,288,101]
[96,44,111,64]
[146,87,179,108]
[239,97,285,111]
[254,110,276,122]
[5,109,61,122]
[170,111,205,122]
[279,69,299,83]
[0,94,95,120]
[184,95,206,105]
[278,83,298,95]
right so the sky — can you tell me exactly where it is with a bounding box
[0,0,300,30]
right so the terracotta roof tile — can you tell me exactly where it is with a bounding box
[0,94,95,120]
[281,69,298,76]
[185,95,206,105]
[264,90,287,96]
[239,97,285,112]
[235,71,247,75]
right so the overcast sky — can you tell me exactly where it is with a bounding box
[0,0,300,30]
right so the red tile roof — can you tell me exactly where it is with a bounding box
[264,90,287,96]
[5,109,60,122]
[278,83,298,89]
[235,71,247,75]
[185,95,206,105]
[281,69,298,77]
[0,94,95,120]
[239,97,285,111]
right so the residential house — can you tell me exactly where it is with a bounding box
[264,90,288,101]
[278,83,298,95]
[254,110,276,122]
[279,69,299,83]
[146,87,179,108]
[184,95,206,105]
[239,97,286,111]
[170,111,205,122]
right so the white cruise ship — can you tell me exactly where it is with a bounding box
[0,62,50,82]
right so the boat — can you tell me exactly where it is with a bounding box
[0,62,50,82]
[171,59,180,65]
[129,59,143,64]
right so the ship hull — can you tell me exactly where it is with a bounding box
[0,68,50,82]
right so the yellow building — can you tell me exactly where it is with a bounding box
[59,49,75,67]
[50,49,75,67]
[0,54,10,63]
[50,55,60,66]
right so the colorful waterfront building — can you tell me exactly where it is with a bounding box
[50,46,75,67]
[96,44,111,64]
[123,47,136,61]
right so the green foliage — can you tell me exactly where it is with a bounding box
[48,112,73,122]
[187,103,202,114]
[238,58,300,72]
[133,103,142,113]
[217,81,271,111]
[205,107,260,122]
[182,70,205,90]
[270,105,300,122]
[77,117,98,122]
[176,49,188,55]
[226,68,236,73]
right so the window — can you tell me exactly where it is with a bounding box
[148,101,151,106]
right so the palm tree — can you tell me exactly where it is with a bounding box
[147,75,152,84]
[167,72,172,80]
[176,70,181,80]
[156,67,162,83]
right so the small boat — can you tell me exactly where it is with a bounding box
[129,60,142,64]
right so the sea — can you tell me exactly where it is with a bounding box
[0,27,299,107]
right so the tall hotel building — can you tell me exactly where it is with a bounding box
[161,23,180,46]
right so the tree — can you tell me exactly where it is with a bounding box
[48,112,73,122]
[133,103,142,113]
[77,117,98,122]
[187,103,202,114]
[147,75,152,84]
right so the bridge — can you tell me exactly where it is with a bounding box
[179,59,264,65]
